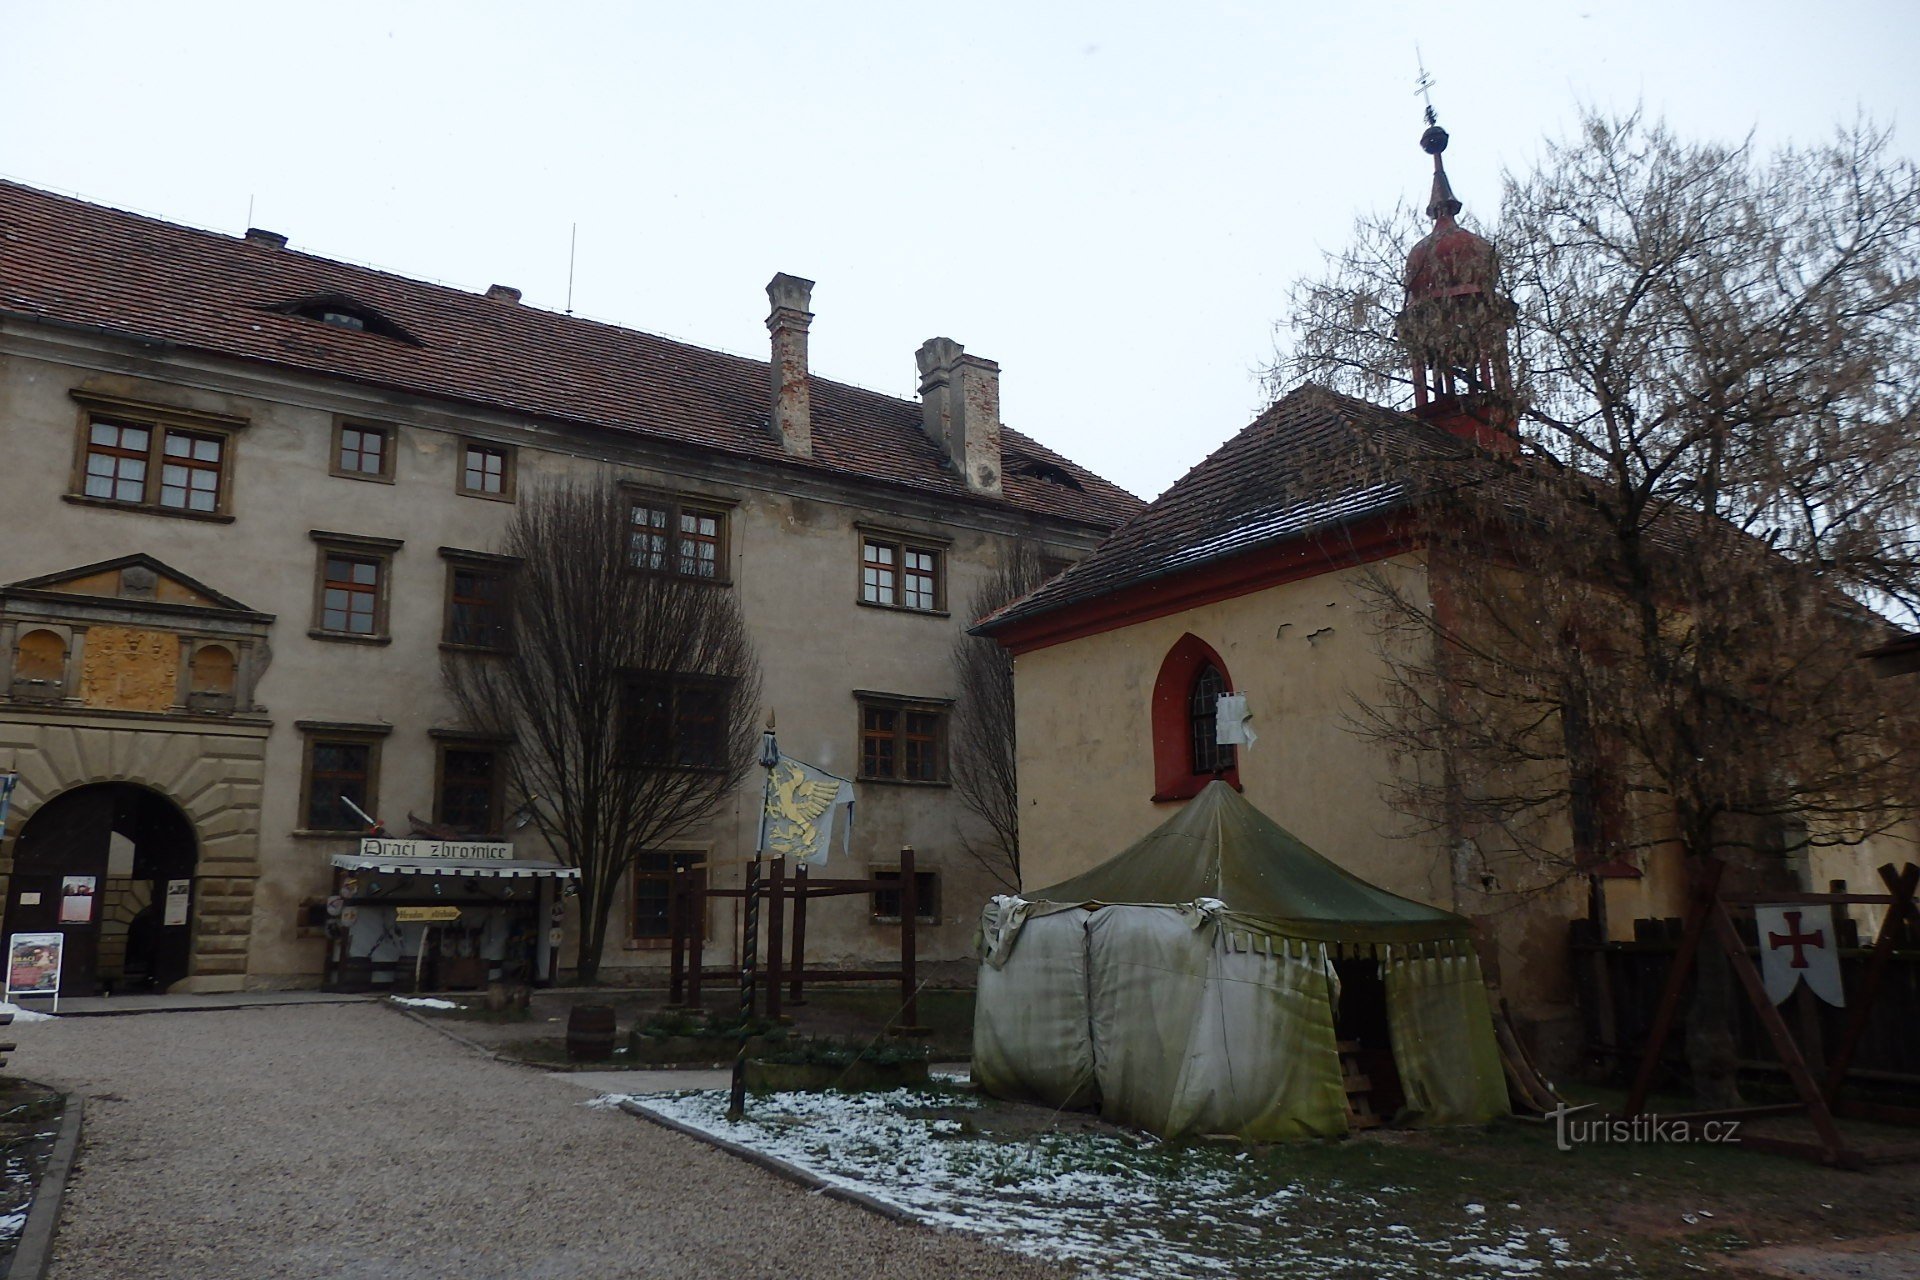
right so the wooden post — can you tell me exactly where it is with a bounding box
[686,874,705,1012]
[1624,859,1725,1118]
[667,865,686,1007]
[1825,862,1920,1097]
[766,856,786,1022]
[899,845,920,1033]
[789,862,809,1006]
[1707,902,1852,1166]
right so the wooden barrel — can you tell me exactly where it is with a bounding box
[337,957,374,993]
[566,1005,617,1061]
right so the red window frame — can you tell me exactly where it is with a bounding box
[1150,633,1241,801]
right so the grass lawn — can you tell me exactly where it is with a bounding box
[626,1081,1920,1280]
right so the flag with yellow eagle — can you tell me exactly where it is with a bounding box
[758,756,854,867]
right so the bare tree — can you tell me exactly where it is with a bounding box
[951,544,1050,890]
[443,477,762,981]
[1283,112,1920,1104]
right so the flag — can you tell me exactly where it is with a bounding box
[759,756,854,867]
[1754,904,1845,1007]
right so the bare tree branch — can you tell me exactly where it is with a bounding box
[442,476,762,981]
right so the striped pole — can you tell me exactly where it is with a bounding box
[728,717,781,1122]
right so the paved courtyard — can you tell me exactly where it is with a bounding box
[8,1003,1066,1280]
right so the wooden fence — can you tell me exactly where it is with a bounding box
[1571,908,1920,1091]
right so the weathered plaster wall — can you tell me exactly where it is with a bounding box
[1010,554,1589,1024]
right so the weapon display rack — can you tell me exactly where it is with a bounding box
[663,844,925,1033]
[1621,859,1920,1168]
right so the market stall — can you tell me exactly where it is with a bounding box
[326,838,580,991]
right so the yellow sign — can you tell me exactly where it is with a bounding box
[395,906,462,923]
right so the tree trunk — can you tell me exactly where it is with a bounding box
[1685,923,1743,1109]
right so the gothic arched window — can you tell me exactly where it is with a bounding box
[1149,633,1241,801]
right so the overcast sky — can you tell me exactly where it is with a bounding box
[5,2,1917,499]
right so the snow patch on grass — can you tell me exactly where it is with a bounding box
[611,1088,1625,1279]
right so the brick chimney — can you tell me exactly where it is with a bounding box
[244,228,287,250]
[915,338,1002,496]
[766,273,814,457]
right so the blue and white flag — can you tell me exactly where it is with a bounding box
[759,756,854,867]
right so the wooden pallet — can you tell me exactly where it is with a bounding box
[1338,1038,1380,1129]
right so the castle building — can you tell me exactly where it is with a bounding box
[0,179,1140,994]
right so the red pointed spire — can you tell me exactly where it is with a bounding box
[1397,116,1517,451]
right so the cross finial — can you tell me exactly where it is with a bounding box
[1414,46,1438,129]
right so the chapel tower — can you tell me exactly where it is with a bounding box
[1397,112,1517,452]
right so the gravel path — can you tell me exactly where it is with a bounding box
[8,1004,1070,1280]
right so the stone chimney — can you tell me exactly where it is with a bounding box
[765,273,815,457]
[244,228,287,250]
[485,283,522,303]
[915,337,1002,496]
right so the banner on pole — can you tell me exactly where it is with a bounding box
[1755,904,1845,1007]
[760,756,854,867]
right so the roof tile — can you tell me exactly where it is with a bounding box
[0,179,1143,529]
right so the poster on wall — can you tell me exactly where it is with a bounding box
[163,879,191,927]
[58,876,97,924]
[7,932,64,998]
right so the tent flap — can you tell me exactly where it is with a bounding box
[1383,945,1510,1127]
[971,907,1099,1110]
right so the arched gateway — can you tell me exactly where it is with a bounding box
[6,782,199,995]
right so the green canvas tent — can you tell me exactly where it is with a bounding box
[972,782,1508,1140]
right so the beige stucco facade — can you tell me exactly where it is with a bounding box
[0,315,1113,991]
[1009,557,1593,1024]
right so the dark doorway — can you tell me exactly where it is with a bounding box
[1332,957,1407,1122]
[6,783,198,996]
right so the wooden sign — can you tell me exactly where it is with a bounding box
[395,906,461,924]
[361,838,515,861]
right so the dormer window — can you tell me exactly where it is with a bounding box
[1004,449,1084,491]
[270,293,422,346]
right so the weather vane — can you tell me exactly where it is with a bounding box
[1413,46,1438,128]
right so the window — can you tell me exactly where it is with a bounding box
[630,850,704,944]
[435,745,501,835]
[870,868,939,923]
[332,421,394,482]
[71,395,241,518]
[859,534,945,612]
[629,494,729,581]
[458,441,515,500]
[309,532,401,642]
[297,723,388,833]
[441,551,515,650]
[618,672,731,768]
[322,554,381,634]
[856,694,950,783]
[1189,663,1235,776]
[1150,633,1240,801]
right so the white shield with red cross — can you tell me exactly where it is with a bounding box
[1753,904,1845,1007]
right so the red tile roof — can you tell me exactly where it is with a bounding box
[0,179,1142,530]
[977,385,1469,633]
